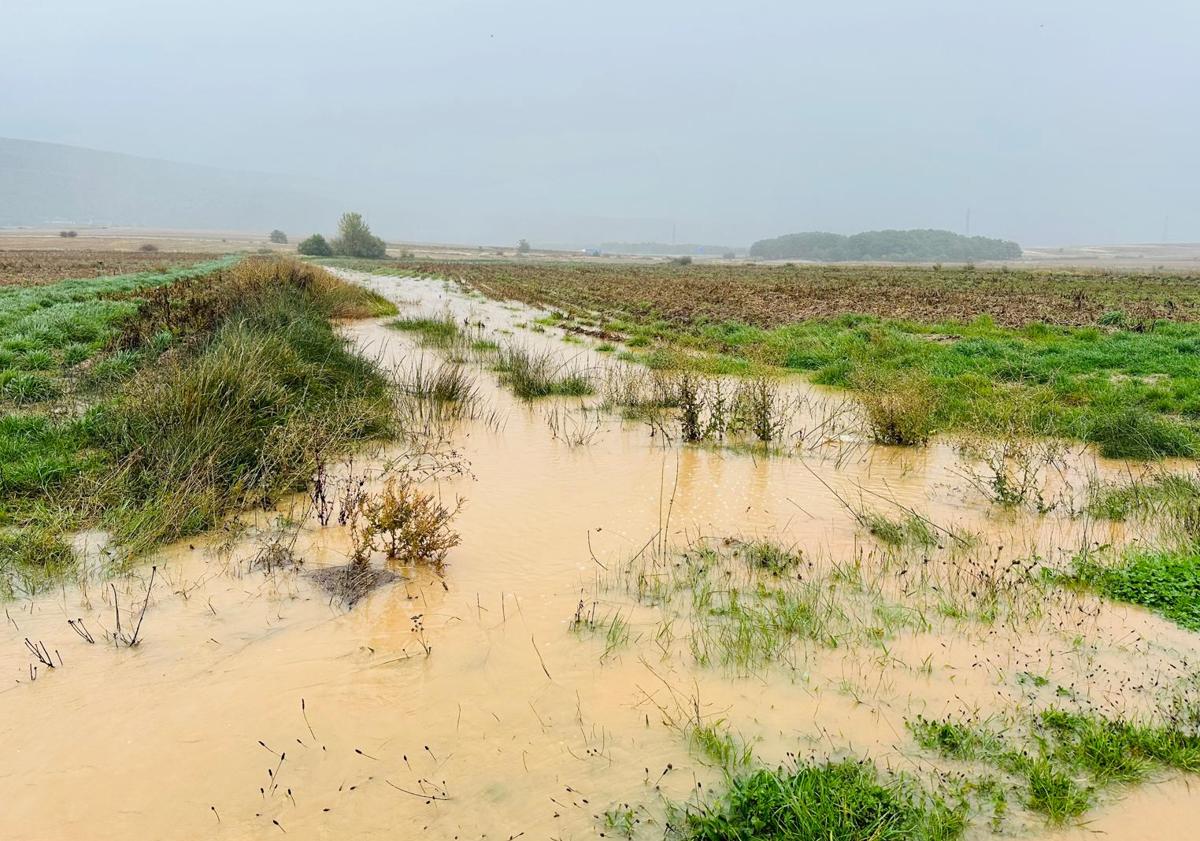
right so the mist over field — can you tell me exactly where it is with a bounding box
[2,0,1198,246]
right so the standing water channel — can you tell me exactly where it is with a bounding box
[0,268,1197,840]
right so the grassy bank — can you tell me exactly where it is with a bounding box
[0,257,396,592]
[350,260,1200,458]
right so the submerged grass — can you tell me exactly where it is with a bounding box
[494,344,593,399]
[909,706,1200,823]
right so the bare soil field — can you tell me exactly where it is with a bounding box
[0,249,221,286]
[399,259,1200,329]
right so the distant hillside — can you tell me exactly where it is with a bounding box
[598,242,742,257]
[0,137,338,232]
[749,229,1022,262]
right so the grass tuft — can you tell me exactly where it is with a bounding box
[681,759,965,841]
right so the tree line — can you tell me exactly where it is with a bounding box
[748,229,1022,262]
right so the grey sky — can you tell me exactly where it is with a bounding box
[3,0,1197,246]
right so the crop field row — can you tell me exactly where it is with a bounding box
[394,260,1200,330]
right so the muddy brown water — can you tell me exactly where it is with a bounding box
[1,269,1197,840]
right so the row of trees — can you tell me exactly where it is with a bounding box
[748,229,1022,262]
[296,212,388,259]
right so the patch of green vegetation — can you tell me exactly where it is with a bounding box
[688,722,753,773]
[1086,472,1200,524]
[909,708,1200,824]
[0,257,235,392]
[583,311,1200,458]
[494,345,593,399]
[1065,548,1200,631]
[680,759,966,841]
[0,259,396,588]
[388,315,462,346]
[738,540,802,575]
[701,316,1200,458]
[860,510,938,548]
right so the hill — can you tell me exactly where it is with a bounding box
[748,229,1022,262]
[0,137,338,232]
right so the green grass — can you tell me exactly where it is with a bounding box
[1066,548,1200,631]
[388,315,463,346]
[1086,472,1200,524]
[909,708,1200,824]
[680,316,1200,458]
[0,256,236,386]
[559,308,1200,458]
[0,258,396,589]
[860,510,938,548]
[680,759,966,841]
[494,345,593,399]
[688,722,753,773]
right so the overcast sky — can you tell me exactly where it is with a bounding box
[3,0,1197,246]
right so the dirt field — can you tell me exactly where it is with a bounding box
[401,259,1200,329]
[0,249,224,286]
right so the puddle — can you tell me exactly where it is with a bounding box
[0,269,1197,840]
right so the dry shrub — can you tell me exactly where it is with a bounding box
[359,476,462,568]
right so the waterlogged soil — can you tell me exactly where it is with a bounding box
[1,270,1198,840]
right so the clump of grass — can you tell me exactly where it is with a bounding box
[680,759,966,841]
[738,540,803,575]
[688,721,752,773]
[860,510,938,548]
[494,344,593,399]
[1065,548,1200,631]
[854,369,939,446]
[0,371,59,404]
[70,260,392,557]
[0,525,74,594]
[733,376,788,443]
[388,314,462,347]
[1086,471,1200,525]
[399,357,480,409]
[1081,401,1196,459]
[908,715,1006,761]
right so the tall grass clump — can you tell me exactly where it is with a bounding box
[853,369,939,446]
[92,266,394,553]
[680,759,965,841]
[495,344,593,399]
[1081,402,1196,460]
[0,257,397,577]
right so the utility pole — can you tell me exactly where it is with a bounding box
[965,207,971,236]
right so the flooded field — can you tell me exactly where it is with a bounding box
[1,269,1197,840]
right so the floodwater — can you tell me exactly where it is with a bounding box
[0,269,1197,840]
